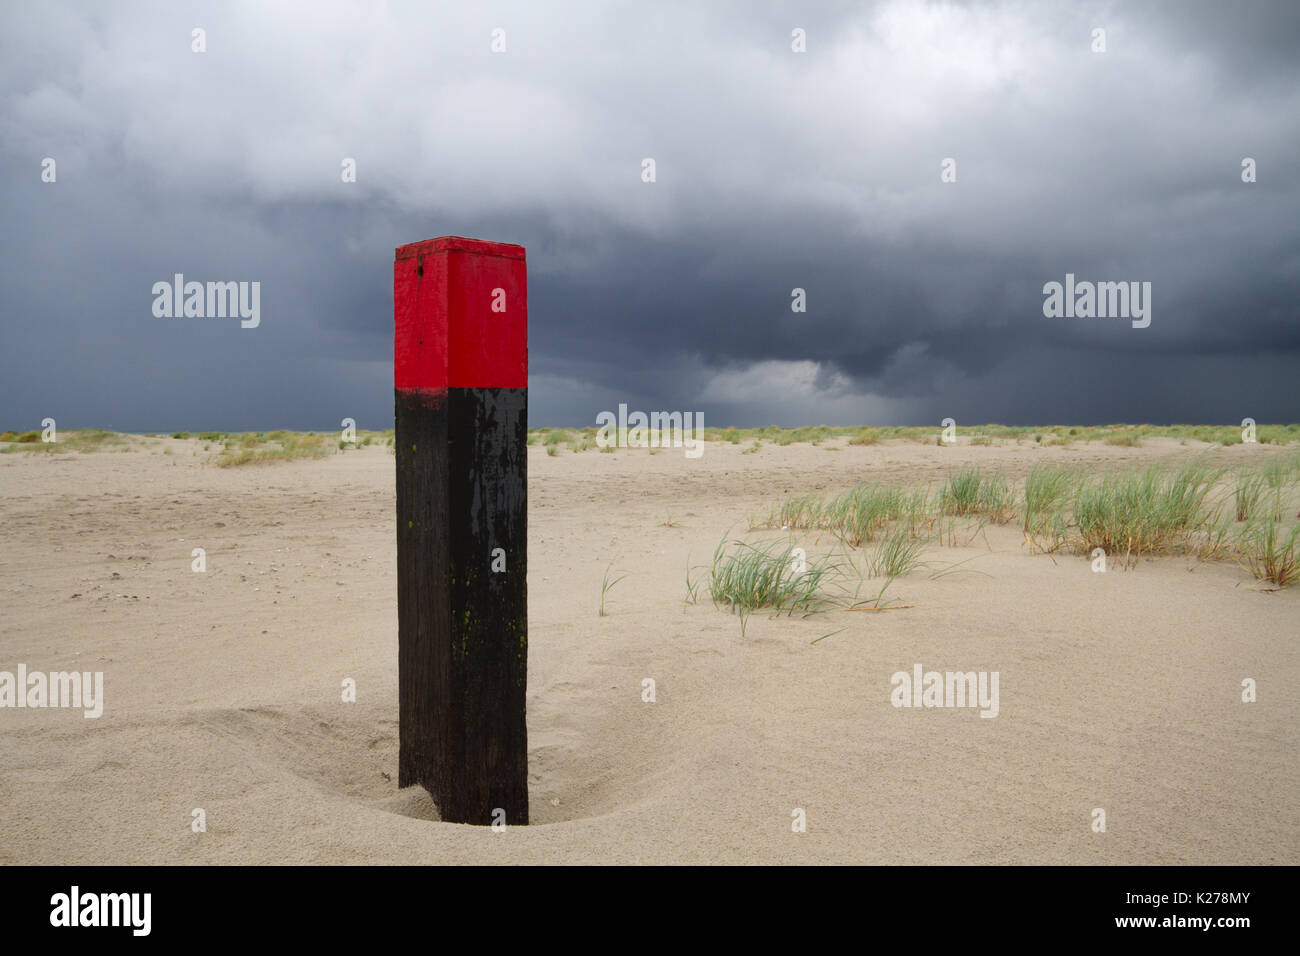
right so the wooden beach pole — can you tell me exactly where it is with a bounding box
[394,236,528,825]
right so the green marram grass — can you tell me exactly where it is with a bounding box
[5,423,1298,457]
[1234,470,1267,522]
[1022,463,1077,548]
[869,526,928,578]
[598,564,628,617]
[0,429,129,454]
[214,432,334,467]
[1239,506,1300,587]
[754,450,1300,588]
[1072,462,1221,565]
[707,537,847,636]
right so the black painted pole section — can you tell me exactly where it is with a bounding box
[394,236,528,826]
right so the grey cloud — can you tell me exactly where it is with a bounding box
[0,0,1296,431]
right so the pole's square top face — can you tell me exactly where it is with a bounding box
[394,236,527,391]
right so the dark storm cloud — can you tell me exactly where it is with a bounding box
[0,0,1296,431]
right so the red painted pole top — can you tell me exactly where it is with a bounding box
[394,236,527,390]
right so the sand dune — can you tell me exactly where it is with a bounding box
[0,434,1296,864]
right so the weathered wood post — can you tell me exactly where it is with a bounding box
[394,236,528,825]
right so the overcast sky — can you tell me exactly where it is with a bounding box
[1,0,1297,431]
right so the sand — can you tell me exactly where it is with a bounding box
[0,434,1296,864]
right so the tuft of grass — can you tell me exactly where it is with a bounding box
[977,473,1016,523]
[214,432,332,467]
[1073,463,1219,565]
[1260,455,1295,501]
[684,560,701,606]
[848,428,881,446]
[707,537,844,636]
[771,482,946,546]
[774,492,819,530]
[1234,470,1266,522]
[599,564,628,616]
[869,526,927,577]
[938,468,1013,522]
[1240,508,1300,586]
[1023,464,1077,551]
[940,467,983,516]
[834,484,907,546]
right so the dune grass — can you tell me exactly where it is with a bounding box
[1072,463,1221,566]
[1239,507,1300,587]
[707,537,848,636]
[775,483,917,546]
[524,421,1298,451]
[757,451,1299,588]
[1235,470,1268,522]
[869,526,928,578]
[598,563,628,617]
[214,432,334,467]
[698,528,925,637]
[939,467,1016,523]
[1022,463,1076,551]
[6,423,1296,458]
[6,423,1297,588]
[773,469,1023,552]
[0,429,129,454]
[827,485,907,546]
